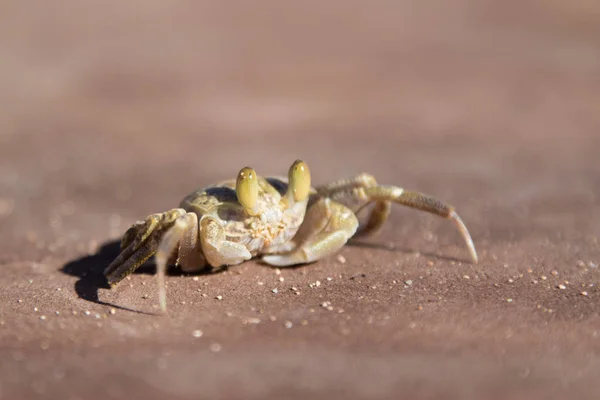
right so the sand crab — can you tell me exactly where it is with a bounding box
[105,160,478,311]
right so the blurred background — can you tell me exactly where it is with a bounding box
[1,1,600,399]
[2,0,599,244]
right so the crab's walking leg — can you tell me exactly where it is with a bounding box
[358,199,391,237]
[363,186,478,263]
[262,198,358,266]
[104,209,186,285]
[200,215,252,268]
[316,174,478,263]
[155,212,204,312]
[315,173,389,237]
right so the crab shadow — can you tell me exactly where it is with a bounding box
[257,239,468,271]
[60,239,225,314]
[61,237,467,313]
[347,239,467,264]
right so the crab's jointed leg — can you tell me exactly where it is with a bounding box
[104,208,187,285]
[262,197,359,266]
[358,198,392,237]
[363,186,477,263]
[315,173,389,237]
[315,174,478,263]
[155,211,206,312]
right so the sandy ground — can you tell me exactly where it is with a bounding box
[1,1,600,399]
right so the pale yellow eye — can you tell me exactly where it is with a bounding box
[236,167,258,215]
[288,160,311,202]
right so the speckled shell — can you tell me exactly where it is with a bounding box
[179,176,308,256]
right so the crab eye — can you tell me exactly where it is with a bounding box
[236,167,259,215]
[287,160,311,202]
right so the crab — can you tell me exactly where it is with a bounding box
[104,160,478,311]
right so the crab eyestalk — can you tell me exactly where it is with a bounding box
[286,160,311,203]
[236,166,259,215]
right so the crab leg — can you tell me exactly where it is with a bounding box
[315,174,478,263]
[104,209,187,285]
[361,186,478,263]
[356,198,392,237]
[155,212,204,312]
[315,173,389,236]
[105,236,161,286]
[108,213,163,274]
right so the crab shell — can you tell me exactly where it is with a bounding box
[180,176,312,257]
